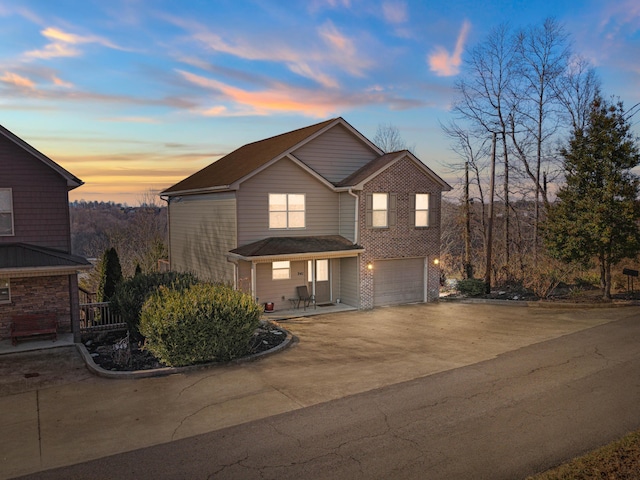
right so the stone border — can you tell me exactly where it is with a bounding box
[76,325,295,379]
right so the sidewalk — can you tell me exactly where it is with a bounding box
[2,302,634,479]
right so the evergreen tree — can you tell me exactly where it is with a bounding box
[97,247,123,302]
[543,94,640,298]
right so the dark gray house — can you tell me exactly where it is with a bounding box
[161,118,451,310]
[0,124,90,341]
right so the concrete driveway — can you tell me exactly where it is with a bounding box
[1,302,631,479]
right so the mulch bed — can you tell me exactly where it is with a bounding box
[83,322,287,372]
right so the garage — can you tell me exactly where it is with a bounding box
[373,257,425,307]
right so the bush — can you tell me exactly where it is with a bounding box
[97,247,123,302]
[457,278,487,296]
[139,283,262,367]
[111,271,198,339]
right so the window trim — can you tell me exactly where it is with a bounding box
[366,193,396,229]
[0,278,10,304]
[268,193,306,230]
[272,261,291,280]
[0,188,14,236]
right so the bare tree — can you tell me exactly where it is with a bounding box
[373,123,414,153]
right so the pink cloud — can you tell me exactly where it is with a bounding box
[428,20,471,77]
[0,71,35,89]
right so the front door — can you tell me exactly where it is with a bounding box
[308,259,330,304]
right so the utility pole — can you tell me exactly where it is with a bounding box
[484,133,497,294]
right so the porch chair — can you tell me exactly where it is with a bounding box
[296,285,316,311]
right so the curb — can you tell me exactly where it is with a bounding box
[445,297,640,309]
[77,325,295,380]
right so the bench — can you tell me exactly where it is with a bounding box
[10,314,58,346]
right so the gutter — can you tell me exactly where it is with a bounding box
[227,248,365,264]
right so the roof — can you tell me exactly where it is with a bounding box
[0,243,91,275]
[162,118,338,195]
[335,150,453,191]
[0,124,83,190]
[229,235,364,261]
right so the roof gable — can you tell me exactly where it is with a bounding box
[0,124,83,190]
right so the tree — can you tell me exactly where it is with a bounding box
[543,95,640,299]
[97,247,123,302]
[373,123,413,153]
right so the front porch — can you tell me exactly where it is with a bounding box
[0,332,75,355]
[261,300,357,321]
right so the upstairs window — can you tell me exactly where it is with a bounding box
[366,193,397,228]
[0,188,13,236]
[269,193,305,229]
[414,193,430,227]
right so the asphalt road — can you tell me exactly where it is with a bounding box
[17,314,640,480]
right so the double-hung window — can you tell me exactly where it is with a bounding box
[269,194,305,229]
[0,188,14,236]
[366,193,397,228]
[414,193,430,227]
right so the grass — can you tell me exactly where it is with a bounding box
[527,429,640,479]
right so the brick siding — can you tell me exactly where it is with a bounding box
[358,156,444,309]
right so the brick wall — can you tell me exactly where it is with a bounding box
[358,156,444,309]
[0,275,71,339]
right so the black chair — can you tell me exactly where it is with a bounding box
[296,285,316,310]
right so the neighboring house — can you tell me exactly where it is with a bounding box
[0,124,91,342]
[161,118,451,310]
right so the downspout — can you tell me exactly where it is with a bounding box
[347,188,359,244]
[160,195,170,269]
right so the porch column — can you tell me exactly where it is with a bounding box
[251,261,257,301]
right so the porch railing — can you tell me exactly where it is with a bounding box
[79,302,127,332]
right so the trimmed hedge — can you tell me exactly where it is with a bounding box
[111,271,198,339]
[139,283,262,367]
[457,278,487,296]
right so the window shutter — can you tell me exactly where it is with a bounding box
[388,193,397,227]
[428,193,436,228]
[409,194,416,227]
[365,193,372,228]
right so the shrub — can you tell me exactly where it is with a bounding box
[97,247,123,302]
[457,278,487,296]
[139,283,262,367]
[111,271,198,339]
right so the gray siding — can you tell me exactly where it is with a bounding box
[338,256,359,307]
[255,260,307,311]
[338,192,356,242]
[237,157,339,246]
[169,193,236,283]
[292,124,378,183]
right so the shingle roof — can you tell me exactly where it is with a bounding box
[162,118,338,195]
[0,243,91,270]
[229,235,363,258]
[335,151,403,187]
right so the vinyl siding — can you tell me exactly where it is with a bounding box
[237,157,339,245]
[0,134,71,251]
[339,256,359,307]
[168,193,236,283]
[338,192,356,242]
[255,260,307,311]
[292,124,378,184]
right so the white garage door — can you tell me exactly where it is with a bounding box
[374,258,425,307]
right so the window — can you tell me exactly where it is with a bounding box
[415,193,430,227]
[269,194,305,229]
[0,188,13,236]
[366,193,396,228]
[0,278,9,303]
[372,193,388,227]
[272,261,290,280]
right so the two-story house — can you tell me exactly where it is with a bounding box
[0,124,91,342]
[161,118,451,310]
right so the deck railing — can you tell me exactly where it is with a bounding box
[79,302,126,332]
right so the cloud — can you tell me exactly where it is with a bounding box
[0,71,35,89]
[25,26,124,60]
[382,1,408,24]
[428,20,471,77]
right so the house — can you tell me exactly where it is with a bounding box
[0,124,91,342]
[161,118,451,310]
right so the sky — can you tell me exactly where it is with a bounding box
[1,0,638,205]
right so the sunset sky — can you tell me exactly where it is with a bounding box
[1,0,638,204]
